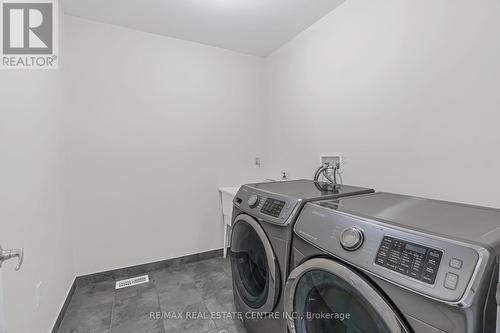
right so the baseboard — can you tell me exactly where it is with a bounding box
[51,280,77,333]
[75,248,223,286]
[51,248,223,332]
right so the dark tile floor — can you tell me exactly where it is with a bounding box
[58,257,247,333]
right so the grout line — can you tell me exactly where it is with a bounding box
[200,299,218,332]
[152,271,167,333]
[108,280,117,331]
[61,257,230,333]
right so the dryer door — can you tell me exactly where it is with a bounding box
[285,258,410,333]
[230,214,280,313]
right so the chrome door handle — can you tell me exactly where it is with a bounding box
[0,246,24,271]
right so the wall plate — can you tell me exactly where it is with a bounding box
[319,153,343,171]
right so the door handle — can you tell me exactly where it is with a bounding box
[0,246,24,271]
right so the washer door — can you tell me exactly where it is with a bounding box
[285,258,410,333]
[230,214,280,313]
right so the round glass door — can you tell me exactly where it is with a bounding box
[230,214,279,312]
[286,258,409,333]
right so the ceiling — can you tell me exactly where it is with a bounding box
[62,0,345,57]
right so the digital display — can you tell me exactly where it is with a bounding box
[261,198,285,218]
[405,244,426,255]
[374,236,443,285]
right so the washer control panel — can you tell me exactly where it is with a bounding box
[261,198,286,218]
[233,185,299,225]
[375,236,443,285]
[294,203,484,303]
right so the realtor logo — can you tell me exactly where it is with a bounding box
[1,0,58,69]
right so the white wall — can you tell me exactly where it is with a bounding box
[0,43,74,333]
[64,16,265,275]
[263,0,500,208]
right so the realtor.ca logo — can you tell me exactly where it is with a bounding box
[1,0,58,69]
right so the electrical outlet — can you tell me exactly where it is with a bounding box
[35,281,42,308]
[255,157,261,167]
[320,153,343,170]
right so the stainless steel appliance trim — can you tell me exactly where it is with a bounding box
[233,186,301,226]
[333,209,491,308]
[282,199,302,226]
[294,207,491,307]
[230,213,281,313]
[284,258,410,333]
[497,263,500,333]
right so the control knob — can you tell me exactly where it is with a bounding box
[247,194,260,208]
[340,227,364,251]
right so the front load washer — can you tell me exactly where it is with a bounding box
[286,192,500,333]
[229,180,374,333]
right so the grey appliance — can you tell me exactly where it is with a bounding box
[229,180,374,333]
[286,192,500,333]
